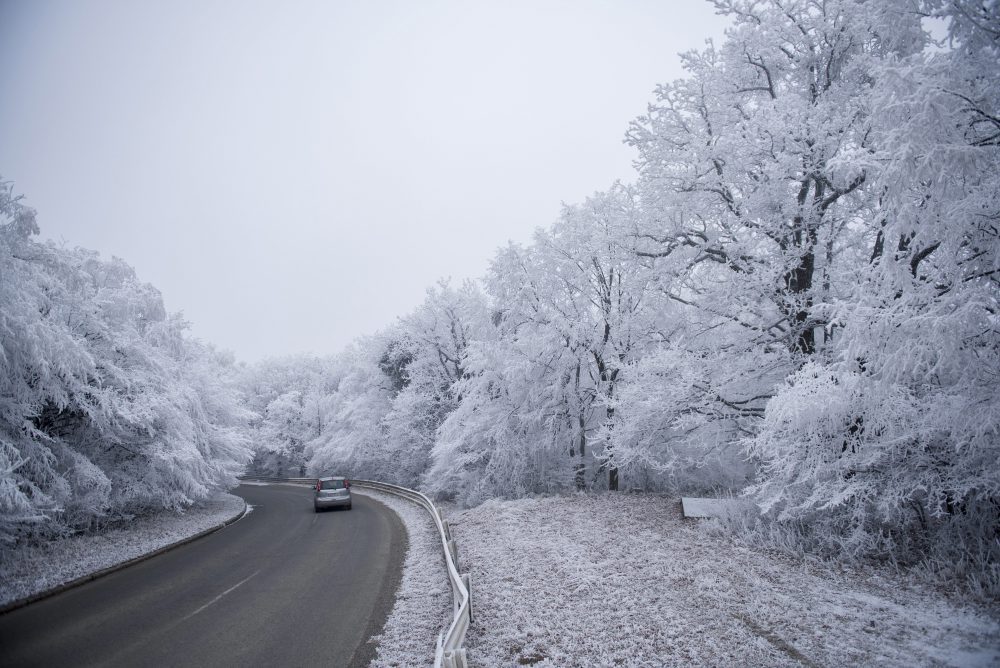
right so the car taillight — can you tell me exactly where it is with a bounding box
[315,481,321,491]
[344,479,350,488]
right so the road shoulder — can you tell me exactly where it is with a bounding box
[353,488,453,668]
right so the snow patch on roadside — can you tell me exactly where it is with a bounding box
[353,488,452,668]
[0,492,246,608]
[451,494,999,668]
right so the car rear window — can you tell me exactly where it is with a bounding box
[320,480,345,490]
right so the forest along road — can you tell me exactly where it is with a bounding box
[0,483,407,668]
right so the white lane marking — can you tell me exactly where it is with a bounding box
[180,570,260,622]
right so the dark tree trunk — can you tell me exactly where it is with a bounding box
[570,361,587,490]
[782,178,819,355]
[785,249,816,355]
[605,402,619,491]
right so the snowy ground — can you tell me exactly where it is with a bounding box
[0,492,246,609]
[353,488,453,668]
[450,494,1000,668]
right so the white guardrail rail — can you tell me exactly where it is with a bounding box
[238,476,471,668]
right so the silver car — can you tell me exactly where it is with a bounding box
[314,476,352,511]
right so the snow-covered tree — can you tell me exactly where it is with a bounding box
[305,280,489,486]
[428,186,670,499]
[305,341,395,480]
[380,281,488,484]
[0,180,252,544]
[622,0,927,447]
[238,354,340,476]
[748,2,1000,577]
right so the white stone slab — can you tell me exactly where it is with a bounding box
[681,497,749,519]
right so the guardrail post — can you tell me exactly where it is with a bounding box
[441,520,452,541]
[444,648,468,668]
[447,538,460,571]
[461,573,472,623]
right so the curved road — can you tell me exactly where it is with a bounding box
[0,484,407,667]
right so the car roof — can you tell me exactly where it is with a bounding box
[318,476,346,481]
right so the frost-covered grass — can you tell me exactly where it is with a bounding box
[353,488,452,668]
[451,494,1000,668]
[0,492,246,608]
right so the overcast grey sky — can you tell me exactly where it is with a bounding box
[1,0,730,362]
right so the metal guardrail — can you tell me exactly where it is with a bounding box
[238,475,470,668]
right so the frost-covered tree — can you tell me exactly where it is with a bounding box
[238,354,340,476]
[428,329,575,504]
[0,181,252,544]
[306,281,488,486]
[428,186,668,499]
[305,341,395,480]
[593,0,942,499]
[622,0,927,449]
[748,2,1000,580]
[630,0,923,345]
[381,280,488,484]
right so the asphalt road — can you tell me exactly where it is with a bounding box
[0,484,407,667]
